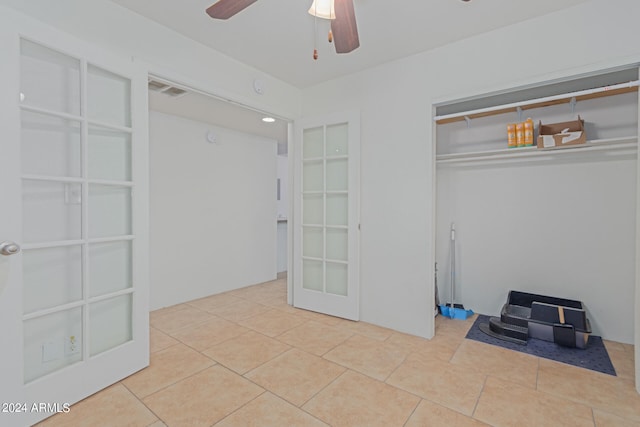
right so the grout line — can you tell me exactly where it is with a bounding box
[470,375,488,418]
[132,361,217,402]
[401,397,422,427]
[297,368,350,409]
[383,351,414,386]
[241,347,297,378]
[382,351,410,383]
[316,332,355,357]
[198,329,254,357]
[153,313,220,337]
[207,390,268,427]
[119,381,166,426]
[150,341,181,355]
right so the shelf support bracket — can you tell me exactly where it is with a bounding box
[464,116,471,128]
[516,106,523,122]
[570,97,577,115]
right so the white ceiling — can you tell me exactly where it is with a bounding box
[122,0,590,146]
[110,0,590,88]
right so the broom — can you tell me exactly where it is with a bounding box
[440,223,474,319]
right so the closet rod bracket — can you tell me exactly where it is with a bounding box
[570,97,577,115]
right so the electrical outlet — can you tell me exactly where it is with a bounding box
[64,335,80,356]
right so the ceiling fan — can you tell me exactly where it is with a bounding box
[205,0,360,57]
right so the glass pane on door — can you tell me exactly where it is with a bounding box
[303,194,323,225]
[21,111,82,177]
[303,227,323,258]
[88,126,131,181]
[303,160,323,192]
[326,194,348,226]
[88,185,132,238]
[326,263,348,296]
[23,245,83,315]
[90,294,132,356]
[87,65,131,127]
[303,127,324,158]
[326,123,348,155]
[326,228,347,261]
[22,180,82,243]
[89,241,132,297]
[326,159,348,191]
[303,259,323,291]
[20,40,81,116]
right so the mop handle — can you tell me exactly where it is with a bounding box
[450,223,455,308]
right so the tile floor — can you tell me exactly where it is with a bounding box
[38,277,639,427]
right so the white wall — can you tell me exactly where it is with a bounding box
[301,0,640,340]
[149,111,277,310]
[437,158,637,342]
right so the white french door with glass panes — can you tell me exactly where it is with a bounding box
[293,111,360,320]
[0,21,148,426]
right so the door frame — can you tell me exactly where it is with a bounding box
[431,59,640,394]
[139,63,297,305]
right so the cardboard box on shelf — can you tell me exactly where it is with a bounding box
[537,116,586,149]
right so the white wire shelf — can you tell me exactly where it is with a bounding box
[436,136,638,165]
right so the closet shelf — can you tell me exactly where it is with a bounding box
[436,136,638,165]
[434,81,639,125]
[21,174,134,187]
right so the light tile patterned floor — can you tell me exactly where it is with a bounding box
[37,277,639,427]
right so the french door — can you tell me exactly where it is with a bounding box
[293,111,360,320]
[0,22,148,426]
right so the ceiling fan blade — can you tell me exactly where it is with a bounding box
[206,0,259,20]
[332,0,360,53]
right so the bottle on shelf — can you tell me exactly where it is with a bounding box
[507,123,517,148]
[516,122,525,147]
[524,117,534,146]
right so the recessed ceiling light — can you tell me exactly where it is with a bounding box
[262,117,276,123]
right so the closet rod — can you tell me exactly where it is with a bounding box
[434,80,640,124]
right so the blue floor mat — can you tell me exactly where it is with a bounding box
[465,314,616,376]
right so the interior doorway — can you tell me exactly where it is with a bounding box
[146,75,291,310]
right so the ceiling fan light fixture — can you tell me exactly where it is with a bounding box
[308,0,335,20]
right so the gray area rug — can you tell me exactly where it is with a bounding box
[465,314,616,376]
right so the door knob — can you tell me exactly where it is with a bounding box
[0,241,20,256]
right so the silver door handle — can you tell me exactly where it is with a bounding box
[0,241,20,256]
